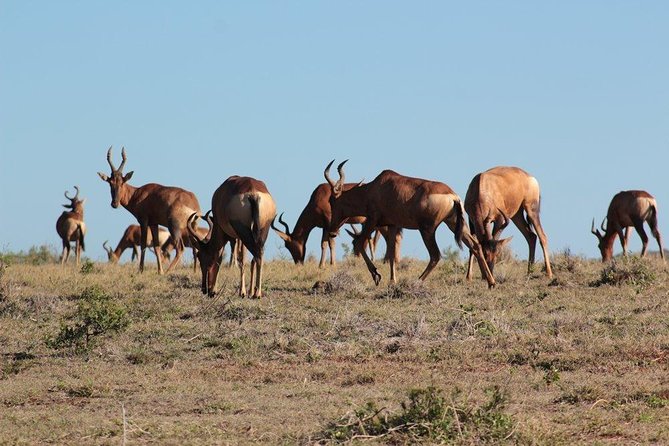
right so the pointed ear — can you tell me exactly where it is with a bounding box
[123,171,134,182]
[98,172,109,181]
[497,236,513,247]
[80,198,86,205]
[273,229,291,242]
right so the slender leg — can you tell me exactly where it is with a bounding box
[354,221,382,285]
[511,212,537,275]
[150,225,165,274]
[238,244,247,297]
[164,225,184,274]
[60,240,68,265]
[328,236,336,266]
[249,257,257,296]
[318,230,328,268]
[417,227,441,281]
[132,245,139,262]
[192,247,198,272]
[633,221,650,257]
[648,213,665,261]
[526,211,553,278]
[139,224,148,273]
[75,239,81,266]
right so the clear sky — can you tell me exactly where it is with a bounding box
[1,1,668,263]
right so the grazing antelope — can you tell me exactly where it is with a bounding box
[325,160,495,287]
[591,190,665,261]
[188,176,276,298]
[464,166,553,281]
[56,186,86,266]
[103,224,171,263]
[97,147,202,274]
[271,183,394,266]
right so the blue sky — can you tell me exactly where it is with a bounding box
[1,1,668,262]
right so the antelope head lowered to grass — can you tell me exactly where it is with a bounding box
[464,166,553,281]
[97,146,202,274]
[271,182,393,266]
[591,190,665,262]
[103,224,171,264]
[325,160,495,287]
[56,186,86,266]
[188,176,276,298]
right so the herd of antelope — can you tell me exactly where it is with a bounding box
[56,147,665,298]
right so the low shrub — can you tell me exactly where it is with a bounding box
[46,286,129,354]
[320,386,515,443]
[591,257,656,288]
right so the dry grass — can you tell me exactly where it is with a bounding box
[1,254,669,444]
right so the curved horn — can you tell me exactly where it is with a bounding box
[591,218,603,240]
[106,146,116,171]
[336,160,348,187]
[73,185,80,200]
[118,146,128,172]
[271,212,291,236]
[324,159,336,188]
[64,189,73,200]
[348,223,360,235]
[187,213,205,243]
[600,217,607,232]
[102,240,112,255]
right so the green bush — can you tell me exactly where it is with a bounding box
[321,386,515,443]
[0,245,59,265]
[591,257,656,288]
[46,286,129,354]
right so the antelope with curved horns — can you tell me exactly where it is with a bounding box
[187,176,276,298]
[103,224,172,263]
[591,190,665,262]
[325,160,495,287]
[97,146,202,274]
[270,183,395,266]
[464,166,553,281]
[56,186,86,266]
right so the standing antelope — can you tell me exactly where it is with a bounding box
[103,224,171,263]
[591,190,665,261]
[465,166,553,281]
[325,160,495,287]
[188,176,276,298]
[56,186,86,266]
[97,147,202,274]
[271,183,395,266]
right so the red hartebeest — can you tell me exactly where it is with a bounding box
[465,166,553,281]
[271,183,395,266]
[325,160,495,287]
[56,186,86,266]
[591,190,665,261]
[188,176,276,298]
[97,147,201,274]
[103,224,171,263]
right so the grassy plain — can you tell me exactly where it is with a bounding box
[1,252,668,444]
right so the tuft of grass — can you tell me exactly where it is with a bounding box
[45,286,130,354]
[591,257,656,288]
[320,386,515,443]
[377,279,432,299]
[79,259,96,274]
[312,270,365,296]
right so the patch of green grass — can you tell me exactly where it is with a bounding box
[320,386,515,443]
[591,257,656,288]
